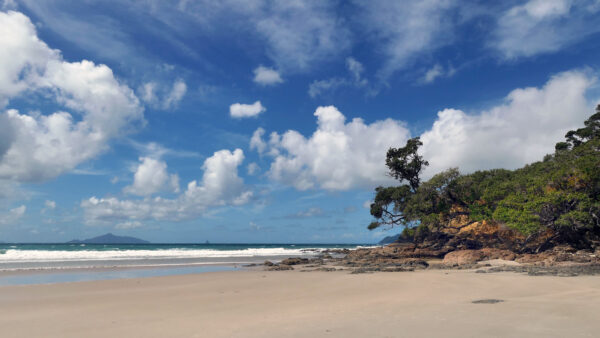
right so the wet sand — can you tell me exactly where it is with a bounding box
[1,269,599,337]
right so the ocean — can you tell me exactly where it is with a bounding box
[0,243,366,272]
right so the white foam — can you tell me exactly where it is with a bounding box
[0,248,321,263]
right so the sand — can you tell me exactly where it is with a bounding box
[1,269,599,337]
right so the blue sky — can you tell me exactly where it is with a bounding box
[1,0,600,243]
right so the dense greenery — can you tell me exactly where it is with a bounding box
[369,107,600,240]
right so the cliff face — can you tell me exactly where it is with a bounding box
[412,205,600,254]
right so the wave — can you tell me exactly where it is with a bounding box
[0,247,323,262]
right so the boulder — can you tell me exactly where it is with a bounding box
[280,257,309,265]
[443,250,486,266]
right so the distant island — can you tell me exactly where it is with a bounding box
[67,233,150,244]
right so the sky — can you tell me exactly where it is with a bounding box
[1,0,600,243]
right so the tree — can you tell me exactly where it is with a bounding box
[556,104,600,151]
[368,137,428,230]
[385,137,429,192]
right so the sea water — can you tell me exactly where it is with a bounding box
[0,243,364,271]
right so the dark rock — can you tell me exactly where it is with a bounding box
[280,257,309,265]
[472,299,504,304]
[264,260,274,266]
[315,267,337,272]
[266,264,293,271]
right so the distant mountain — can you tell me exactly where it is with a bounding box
[378,233,402,245]
[67,233,149,244]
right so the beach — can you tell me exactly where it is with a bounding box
[2,268,600,337]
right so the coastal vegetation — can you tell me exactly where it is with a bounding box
[369,107,600,251]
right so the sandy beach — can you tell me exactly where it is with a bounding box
[1,269,599,337]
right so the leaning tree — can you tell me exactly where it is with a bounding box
[368,137,428,230]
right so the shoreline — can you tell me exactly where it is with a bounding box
[1,268,599,337]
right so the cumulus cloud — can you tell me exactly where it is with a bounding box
[138,79,187,110]
[249,128,267,154]
[252,106,410,190]
[492,0,600,59]
[0,11,143,182]
[229,101,266,118]
[82,149,252,223]
[253,66,283,86]
[254,70,597,191]
[0,205,25,225]
[420,70,596,175]
[124,157,180,196]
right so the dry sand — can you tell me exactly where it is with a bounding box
[1,269,599,337]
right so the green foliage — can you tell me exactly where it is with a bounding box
[385,137,429,191]
[368,138,428,230]
[368,109,600,238]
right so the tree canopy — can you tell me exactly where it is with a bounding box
[368,107,600,242]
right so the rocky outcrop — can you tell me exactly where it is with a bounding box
[442,250,486,266]
[280,258,310,265]
[412,205,600,254]
[442,248,517,266]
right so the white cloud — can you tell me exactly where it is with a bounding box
[138,79,187,110]
[492,0,600,59]
[247,162,260,175]
[115,220,143,229]
[82,149,252,223]
[249,221,260,230]
[129,140,201,159]
[422,64,443,83]
[254,106,410,190]
[308,78,349,98]
[420,70,596,175]
[249,128,267,154]
[286,206,326,219]
[124,157,180,196]
[0,205,25,225]
[253,66,283,86]
[139,82,157,104]
[129,0,350,73]
[163,79,187,109]
[254,70,597,191]
[356,0,458,78]
[0,11,143,182]
[251,2,350,72]
[419,63,456,84]
[346,57,366,83]
[44,200,56,209]
[308,57,368,97]
[1,0,16,10]
[229,101,266,118]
